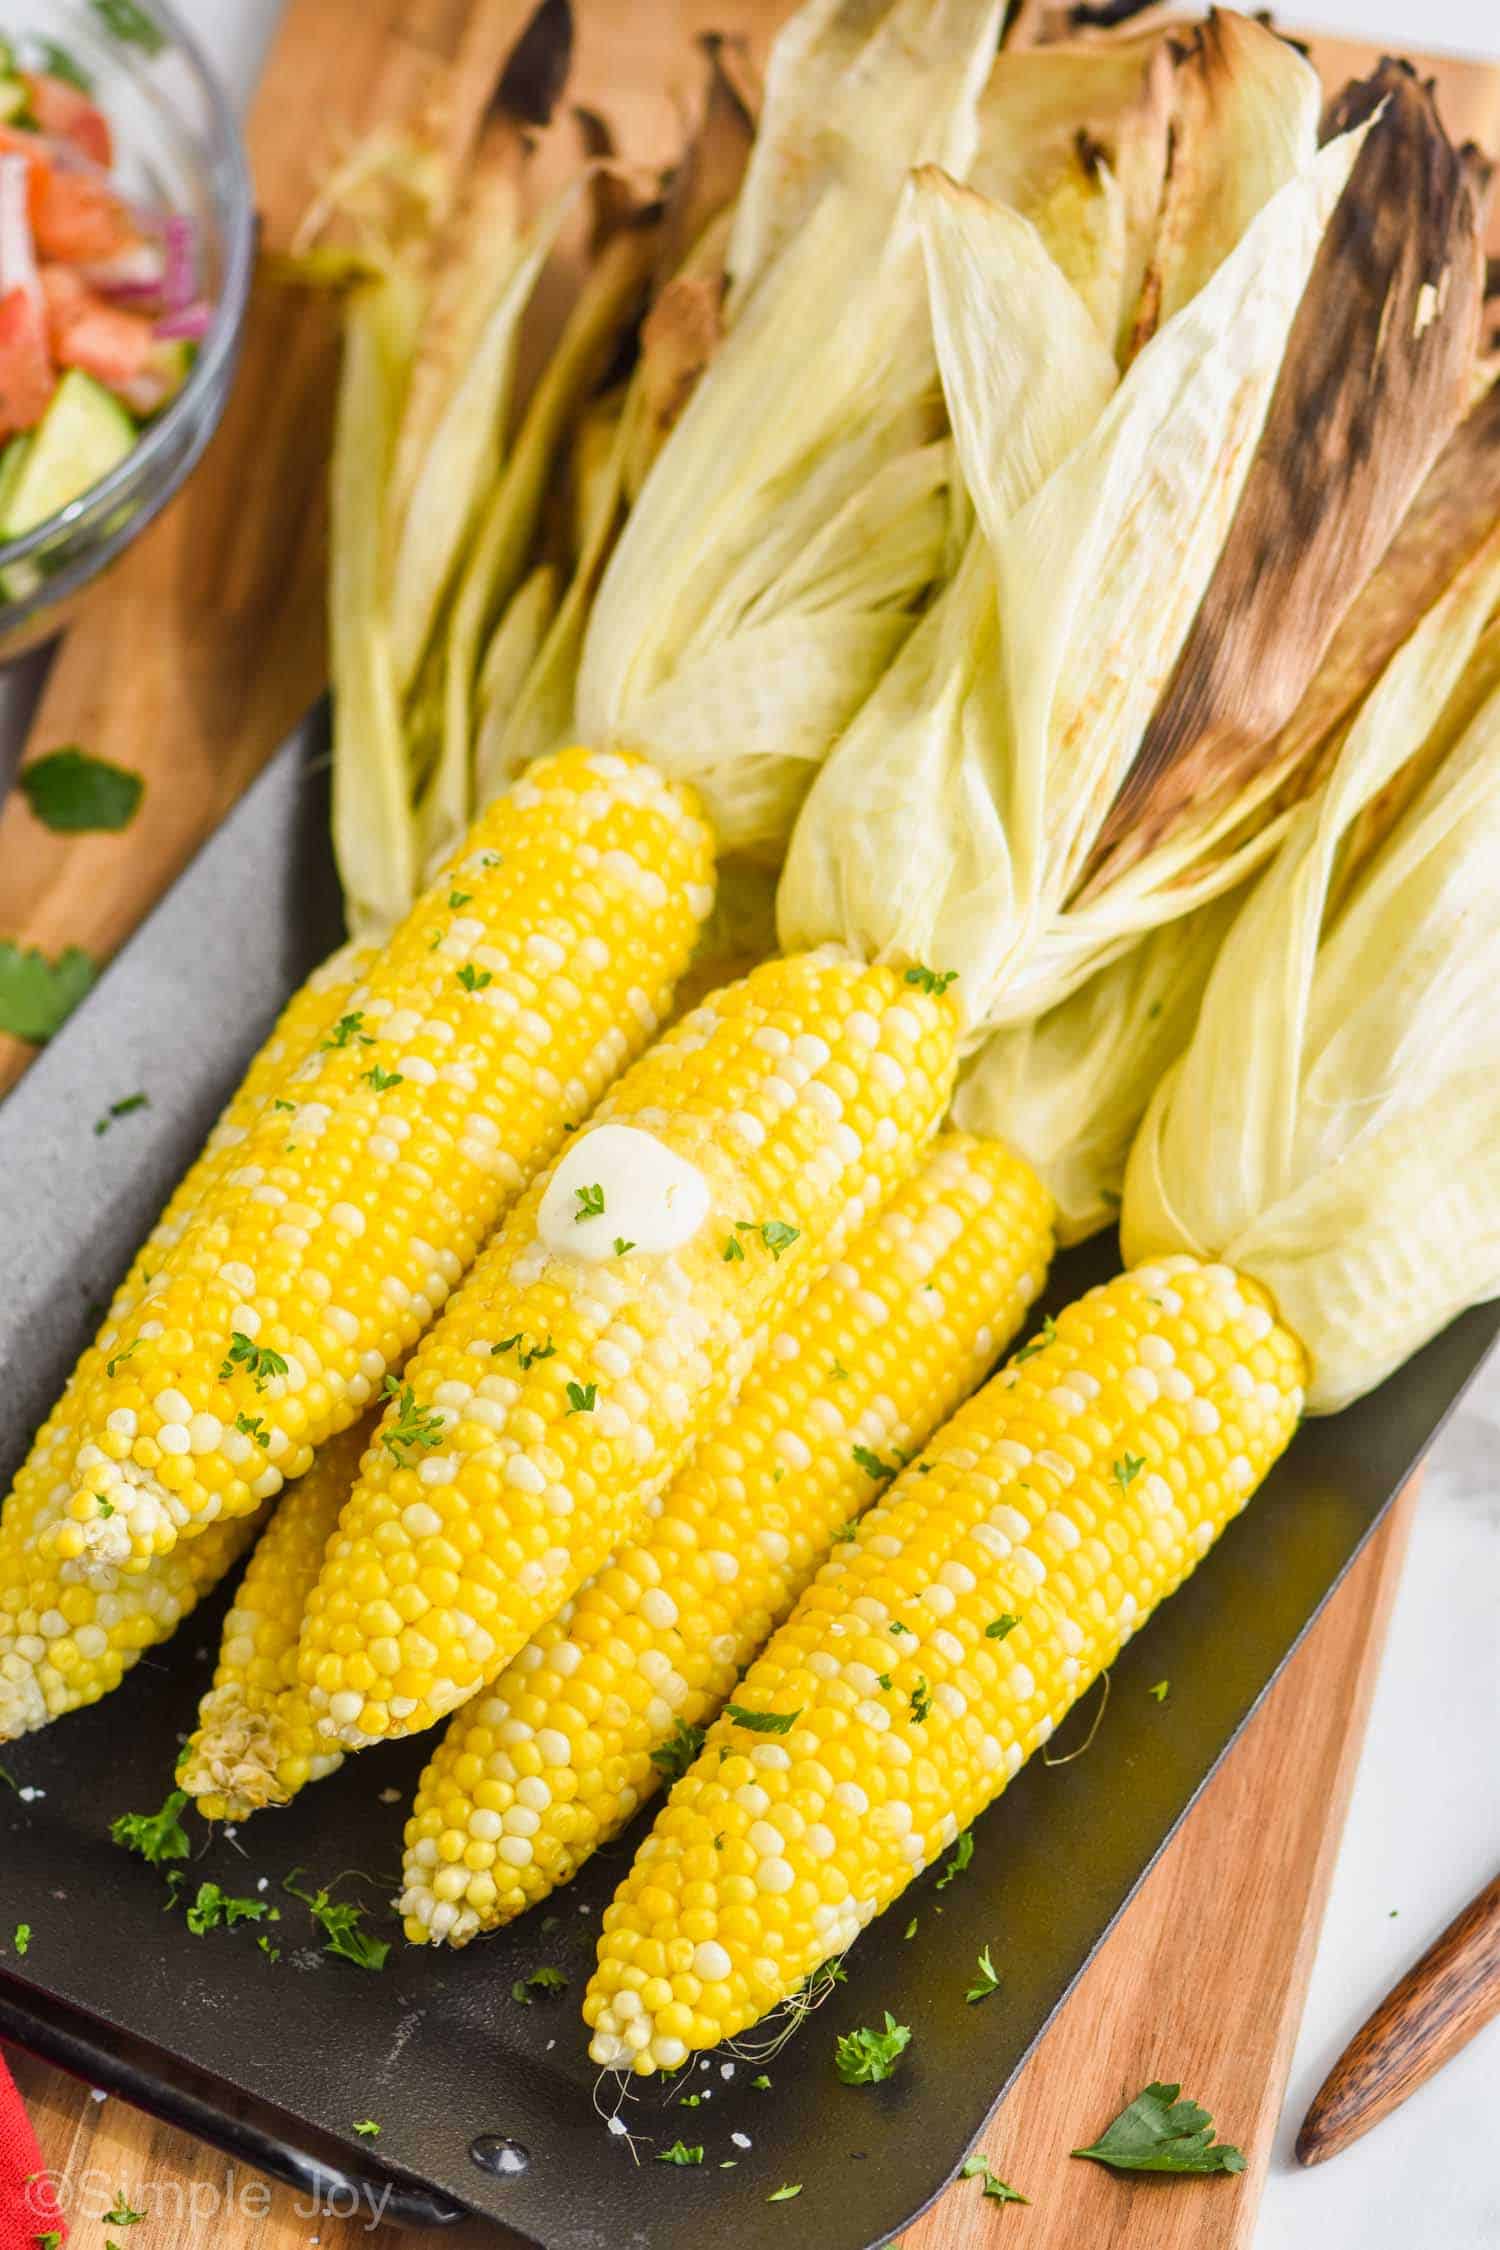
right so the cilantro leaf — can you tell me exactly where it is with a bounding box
[965,1944,1000,2004]
[907,1676,932,1724]
[936,1829,973,1889]
[111,1790,190,1865]
[379,1376,445,1463]
[657,2141,704,2166]
[725,1703,800,1736]
[1071,2081,1246,2176]
[852,1444,898,1482]
[0,940,95,1043]
[101,2191,145,2225]
[960,2154,1028,2205]
[650,1719,704,1785]
[834,2013,911,2085]
[282,1870,389,1970]
[20,747,143,833]
[181,1882,274,1936]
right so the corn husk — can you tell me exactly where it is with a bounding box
[953,886,1241,1245]
[1124,532,1500,1412]
[573,0,1004,860]
[473,564,559,801]
[779,121,1357,1024]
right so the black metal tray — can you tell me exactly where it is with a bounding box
[1,715,1495,2248]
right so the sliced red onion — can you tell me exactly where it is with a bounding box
[161,212,197,311]
[154,299,211,342]
[79,240,168,302]
[0,153,40,312]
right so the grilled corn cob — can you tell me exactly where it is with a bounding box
[400,1134,1054,1941]
[180,1420,373,1819]
[297,952,959,1751]
[585,1259,1304,2072]
[0,949,370,1740]
[43,751,714,1579]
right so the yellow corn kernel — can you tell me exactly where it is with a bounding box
[400,1134,1054,1942]
[47,751,714,1577]
[299,952,960,1751]
[584,1256,1305,2073]
[180,1418,374,1819]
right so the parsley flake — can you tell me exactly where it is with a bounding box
[512,1966,567,2004]
[493,1332,555,1369]
[379,1376,444,1463]
[354,2119,381,2137]
[877,1672,892,1691]
[111,1790,190,1866]
[986,1614,1019,1641]
[1149,1679,1170,1703]
[566,1382,598,1415]
[282,1871,389,1970]
[767,2183,802,2202]
[20,746,143,834]
[751,2074,772,2090]
[93,1092,149,1136]
[0,940,96,1043]
[218,1332,289,1391]
[966,1944,1000,2004]
[613,1237,635,1257]
[960,2155,1028,2205]
[569,1184,604,1227]
[725,1703,800,1736]
[456,964,492,991]
[908,1677,932,1724]
[903,1917,918,1939]
[657,2141,704,2167]
[852,1444,898,1482]
[363,1064,404,1092]
[1013,1315,1058,1365]
[936,1830,973,1889]
[650,1719,704,1784]
[91,0,165,51]
[723,1235,745,1262]
[101,2192,145,2226]
[834,2013,911,2085]
[1072,2082,1245,2176]
[234,1412,270,1450]
[832,1518,858,1543]
[830,1359,850,1381]
[448,890,472,909]
[106,1339,141,1378]
[322,1010,373,1050]
[1112,1453,1146,1495]
[14,1922,30,1955]
[903,965,958,996]
[182,1882,274,1936]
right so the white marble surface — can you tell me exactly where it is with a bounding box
[6,4,1498,2247]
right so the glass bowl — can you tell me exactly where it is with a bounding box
[0,0,253,660]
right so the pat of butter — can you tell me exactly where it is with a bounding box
[537,1124,710,1263]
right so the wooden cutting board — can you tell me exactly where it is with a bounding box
[2,2,1495,2245]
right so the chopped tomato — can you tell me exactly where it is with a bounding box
[0,128,52,229]
[50,291,153,392]
[22,73,113,168]
[39,262,87,324]
[0,285,55,438]
[33,169,136,265]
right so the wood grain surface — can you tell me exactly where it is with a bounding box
[0,4,1495,2249]
[1295,1866,1500,2169]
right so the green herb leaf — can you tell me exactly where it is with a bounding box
[379,1376,445,1463]
[876,1673,892,1691]
[448,890,472,908]
[960,2155,1029,2205]
[908,1676,932,1725]
[363,1064,404,1091]
[751,2074,772,2090]
[612,1237,635,1257]
[36,39,93,90]
[566,1381,598,1416]
[889,1620,912,1637]
[354,2119,381,2137]
[723,1235,745,1262]
[903,1917,917,1939]
[1149,1679,1170,1703]
[986,1614,1019,1641]
[106,1339,141,1378]
[182,1882,274,1936]
[649,1719,704,1785]
[832,1518,858,1543]
[834,2013,911,2085]
[322,1010,373,1050]
[1012,1315,1058,1366]
[758,1219,799,1259]
[512,1965,567,2003]
[90,0,165,50]
[657,2141,704,2166]
[93,1091,149,1136]
[219,1332,289,1392]
[903,965,958,996]
[725,1703,801,1736]
[111,1790,190,1865]
[573,1183,605,1222]
[282,1871,390,1971]
[830,1360,850,1381]
[936,1830,973,1890]
[966,1944,1000,2004]
[456,964,493,991]
[852,1444,898,1482]
[101,2191,145,2226]
[767,2183,802,2202]
[1111,1453,1146,1495]
[0,940,95,1043]
[13,1922,30,1955]
[258,1935,280,1962]
[1071,2082,1246,2176]
[492,1332,555,1370]
[20,747,143,833]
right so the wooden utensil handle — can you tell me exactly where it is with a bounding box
[1296,1870,1500,2165]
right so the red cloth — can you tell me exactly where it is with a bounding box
[0,2050,65,2248]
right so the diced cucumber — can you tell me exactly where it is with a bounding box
[1,370,137,539]
[0,79,29,123]
[0,432,32,524]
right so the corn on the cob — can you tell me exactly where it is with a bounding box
[43,750,714,1580]
[585,1258,1303,2072]
[400,1134,1054,1942]
[298,952,960,1751]
[0,949,371,1741]
[180,1420,373,1819]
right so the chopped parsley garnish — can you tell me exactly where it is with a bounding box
[20,746,143,834]
[94,1092,149,1135]
[322,1010,373,1050]
[282,1872,389,1970]
[13,1922,30,1955]
[903,965,958,996]
[723,1236,745,1262]
[649,1719,704,1784]
[830,1359,850,1381]
[966,1944,1000,2004]
[182,1882,276,1936]
[960,2155,1028,2205]
[456,964,493,991]
[35,2233,62,2250]
[111,1790,190,1865]
[235,1412,270,1450]
[258,1935,280,1962]
[725,1703,800,1736]
[219,1332,288,1391]
[354,2118,381,2137]
[101,2192,145,2225]
[832,1518,858,1543]
[834,2013,911,2085]
[1013,1315,1058,1366]
[448,889,472,909]
[903,1917,918,1940]
[91,0,166,52]
[986,1614,1019,1641]
[657,2141,704,2166]
[492,1332,555,1369]
[752,2073,772,2090]
[755,1219,799,1259]
[852,1444,898,1482]
[106,1339,141,1378]
[767,2183,802,2202]
[612,1237,635,1257]
[1111,1453,1146,1495]
[379,1376,444,1464]
[889,1620,912,1636]
[908,1676,932,1724]
[876,1673,892,1692]
[574,1183,605,1222]
[0,939,95,1043]
[1072,2081,1245,2175]
[566,1381,597,1415]
[273,1097,297,1112]
[94,1494,115,1518]
[512,1966,567,2004]
[1149,1679,1170,1702]
[363,1064,404,1091]
[936,1829,973,1890]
